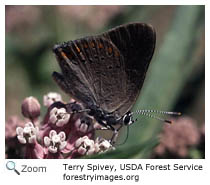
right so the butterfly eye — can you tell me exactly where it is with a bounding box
[123,113,132,126]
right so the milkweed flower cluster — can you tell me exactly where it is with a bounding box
[6,92,114,159]
[154,116,202,158]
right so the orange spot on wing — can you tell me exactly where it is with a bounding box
[91,42,95,48]
[115,51,120,57]
[108,47,113,54]
[84,43,88,49]
[59,49,73,61]
[75,46,81,53]
[99,43,103,49]
[61,51,67,58]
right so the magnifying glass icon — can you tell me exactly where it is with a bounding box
[6,161,20,175]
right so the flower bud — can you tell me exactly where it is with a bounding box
[21,97,41,120]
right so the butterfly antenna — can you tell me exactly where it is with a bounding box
[135,110,181,116]
[133,110,181,124]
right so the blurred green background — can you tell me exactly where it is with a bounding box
[5,5,205,158]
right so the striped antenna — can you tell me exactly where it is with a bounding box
[134,110,181,116]
[132,110,181,124]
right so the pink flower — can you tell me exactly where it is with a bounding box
[44,130,67,159]
[74,117,93,133]
[94,137,115,153]
[69,136,114,158]
[154,116,201,158]
[16,122,39,144]
[43,92,62,107]
[75,136,95,156]
[44,130,67,153]
[49,107,70,127]
[16,122,44,158]
[7,92,113,159]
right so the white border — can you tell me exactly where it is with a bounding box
[1,1,208,185]
[2,0,207,5]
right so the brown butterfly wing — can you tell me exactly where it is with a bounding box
[102,23,156,116]
[53,36,126,112]
[53,23,156,118]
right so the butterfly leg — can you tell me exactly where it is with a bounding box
[109,123,126,145]
[93,118,117,145]
[110,130,119,145]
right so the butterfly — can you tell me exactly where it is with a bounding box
[52,22,180,144]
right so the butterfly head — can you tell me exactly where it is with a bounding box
[122,111,135,126]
